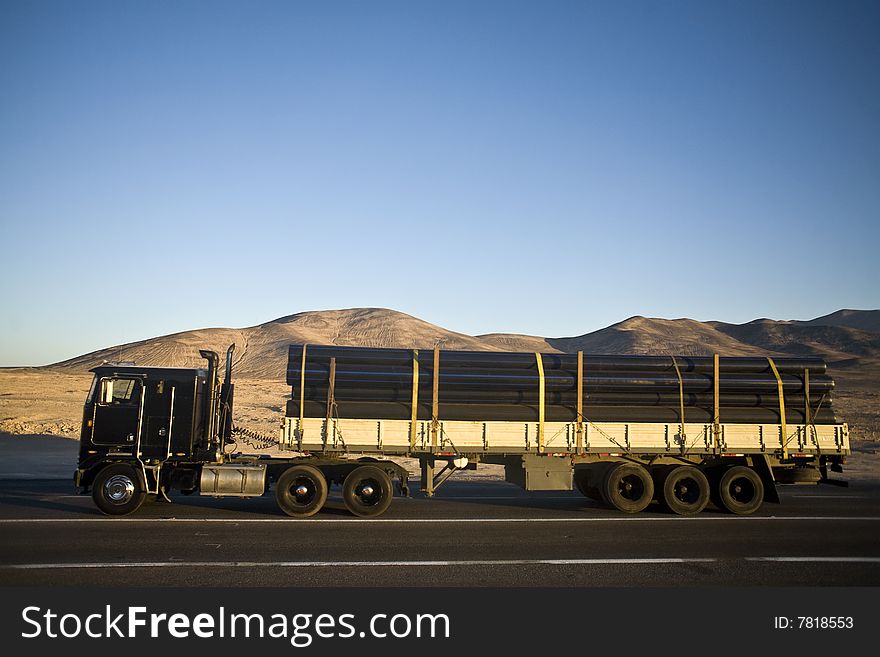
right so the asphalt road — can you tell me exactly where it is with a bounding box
[1,473,879,587]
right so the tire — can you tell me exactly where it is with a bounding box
[602,462,654,513]
[92,463,147,516]
[573,467,604,502]
[661,465,710,515]
[717,466,764,515]
[276,465,328,518]
[343,465,393,518]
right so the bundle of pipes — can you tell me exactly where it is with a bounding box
[285,345,838,425]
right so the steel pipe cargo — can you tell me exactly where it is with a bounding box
[285,344,839,425]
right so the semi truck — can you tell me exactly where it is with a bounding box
[74,343,850,518]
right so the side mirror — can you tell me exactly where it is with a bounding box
[100,379,114,404]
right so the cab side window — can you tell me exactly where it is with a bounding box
[99,378,142,406]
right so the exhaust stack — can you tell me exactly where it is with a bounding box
[199,349,220,450]
[219,344,236,443]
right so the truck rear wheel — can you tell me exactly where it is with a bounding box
[603,462,654,513]
[276,465,328,518]
[343,465,393,517]
[662,465,710,515]
[717,466,764,515]
[92,463,147,516]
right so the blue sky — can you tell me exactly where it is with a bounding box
[1,0,878,366]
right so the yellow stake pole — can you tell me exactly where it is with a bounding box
[409,350,419,450]
[298,344,307,449]
[536,352,545,453]
[713,353,721,451]
[672,356,687,453]
[431,346,439,451]
[576,351,584,454]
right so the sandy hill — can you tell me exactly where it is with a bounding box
[549,316,770,356]
[49,308,880,382]
[52,309,509,380]
[795,309,880,334]
[709,320,880,362]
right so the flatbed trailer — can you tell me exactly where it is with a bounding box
[74,344,850,517]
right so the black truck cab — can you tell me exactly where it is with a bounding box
[74,347,237,511]
[79,365,211,465]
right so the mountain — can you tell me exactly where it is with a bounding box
[794,309,880,334]
[51,308,509,380]
[50,308,880,380]
[476,317,765,356]
[710,320,880,361]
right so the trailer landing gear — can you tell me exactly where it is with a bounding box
[420,457,469,497]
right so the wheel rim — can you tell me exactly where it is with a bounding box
[104,474,135,505]
[728,476,756,504]
[288,476,318,507]
[673,476,700,505]
[354,477,383,507]
[616,474,645,502]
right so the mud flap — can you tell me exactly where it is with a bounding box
[750,454,780,504]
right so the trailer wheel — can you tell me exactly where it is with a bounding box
[662,466,710,515]
[603,462,654,513]
[92,464,147,516]
[717,466,764,515]
[343,465,393,518]
[276,465,328,518]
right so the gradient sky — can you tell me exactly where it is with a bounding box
[1,0,878,366]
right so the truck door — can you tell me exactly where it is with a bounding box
[92,377,143,449]
[140,379,175,461]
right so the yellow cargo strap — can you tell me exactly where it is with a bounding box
[535,352,545,453]
[713,353,721,451]
[767,357,788,459]
[409,350,419,449]
[576,351,584,454]
[671,356,687,453]
[431,346,440,451]
[804,368,811,426]
[325,357,337,445]
[298,344,307,448]
[804,368,819,455]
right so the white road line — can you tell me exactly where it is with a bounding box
[787,495,869,499]
[5,556,880,570]
[2,558,717,570]
[431,496,579,500]
[1,516,879,524]
[745,557,880,563]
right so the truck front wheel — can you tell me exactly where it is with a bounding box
[343,465,393,517]
[276,465,328,518]
[92,464,147,516]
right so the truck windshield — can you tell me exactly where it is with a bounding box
[85,375,98,404]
